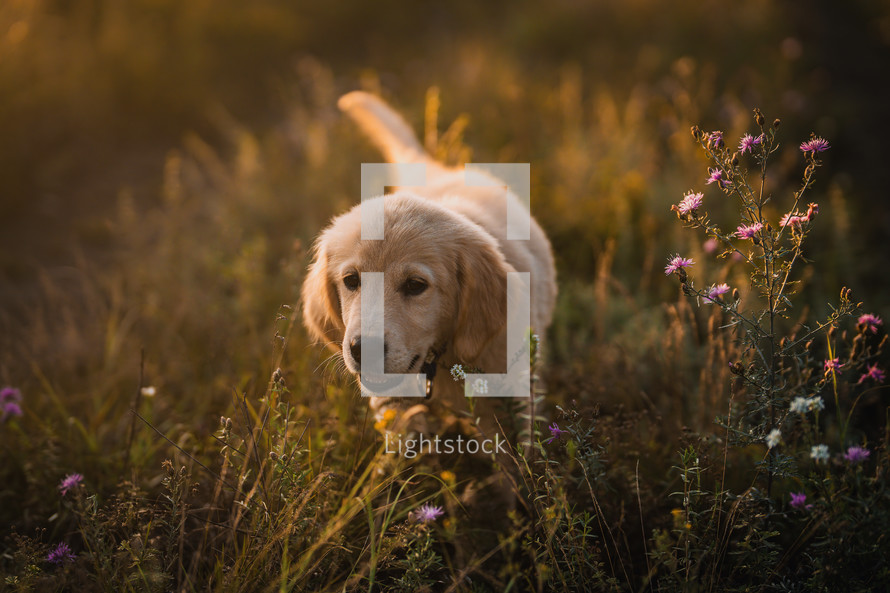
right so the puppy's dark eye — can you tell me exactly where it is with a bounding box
[343,273,360,291]
[402,277,428,296]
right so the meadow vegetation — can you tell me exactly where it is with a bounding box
[1,0,889,591]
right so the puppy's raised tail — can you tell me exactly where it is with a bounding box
[338,91,434,166]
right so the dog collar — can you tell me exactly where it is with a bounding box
[419,344,446,399]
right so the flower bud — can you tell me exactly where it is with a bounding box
[691,125,702,139]
[773,118,781,129]
[732,288,740,301]
[754,108,765,127]
[731,152,739,166]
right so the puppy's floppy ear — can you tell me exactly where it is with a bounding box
[452,234,514,363]
[301,242,345,348]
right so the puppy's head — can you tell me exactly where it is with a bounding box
[302,193,512,393]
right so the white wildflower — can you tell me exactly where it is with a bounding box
[808,396,825,412]
[766,428,782,449]
[790,397,809,414]
[810,444,830,464]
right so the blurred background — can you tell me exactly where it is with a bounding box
[2,0,889,293]
[1,0,889,490]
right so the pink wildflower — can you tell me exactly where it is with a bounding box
[843,446,870,464]
[823,358,843,374]
[59,473,83,496]
[0,387,22,403]
[735,222,764,240]
[800,137,830,153]
[664,255,694,276]
[858,314,883,334]
[545,422,569,444]
[706,168,729,188]
[738,133,762,154]
[47,542,76,565]
[790,492,813,511]
[673,192,703,216]
[704,283,731,304]
[780,211,805,229]
[858,364,885,384]
[410,503,444,524]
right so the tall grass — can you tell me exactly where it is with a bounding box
[2,1,889,591]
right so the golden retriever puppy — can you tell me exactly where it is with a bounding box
[302,91,556,440]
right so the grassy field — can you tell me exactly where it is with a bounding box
[2,1,890,591]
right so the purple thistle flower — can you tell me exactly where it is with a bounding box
[708,130,724,148]
[704,283,731,304]
[703,237,719,254]
[0,387,22,404]
[735,222,764,240]
[59,473,83,496]
[411,503,444,524]
[738,133,763,154]
[47,542,75,565]
[664,255,694,276]
[858,313,883,334]
[706,168,729,188]
[544,422,569,444]
[674,192,703,216]
[843,446,871,464]
[823,358,843,374]
[789,492,813,511]
[859,364,885,384]
[799,137,830,153]
[2,401,23,421]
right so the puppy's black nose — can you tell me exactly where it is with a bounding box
[349,337,388,369]
[350,337,362,364]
